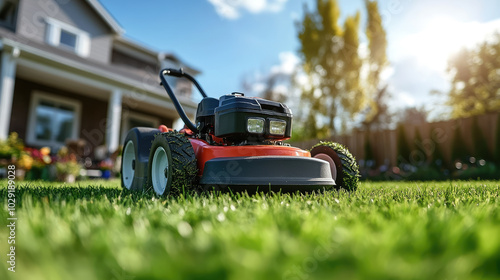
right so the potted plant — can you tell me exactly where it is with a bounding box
[55,147,82,183]
[25,147,53,180]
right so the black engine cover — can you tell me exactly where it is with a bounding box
[214,94,292,141]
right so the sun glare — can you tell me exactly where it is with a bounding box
[400,16,494,72]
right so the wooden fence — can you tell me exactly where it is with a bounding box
[291,112,499,167]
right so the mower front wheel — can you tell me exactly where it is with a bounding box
[147,132,198,196]
[310,142,359,191]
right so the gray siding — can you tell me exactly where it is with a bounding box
[111,48,158,77]
[17,0,113,63]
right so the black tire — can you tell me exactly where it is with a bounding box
[310,142,359,191]
[121,127,159,192]
[146,132,198,196]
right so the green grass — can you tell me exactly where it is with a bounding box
[1,180,500,280]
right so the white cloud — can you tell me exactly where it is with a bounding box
[270,51,299,75]
[243,51,301,109]
[398,92,415,106]
[251,82,266,93]
[208,0,288,20]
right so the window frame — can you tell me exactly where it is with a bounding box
[45,17,90,57]
[0,0,19,31]
[26,91,82,149]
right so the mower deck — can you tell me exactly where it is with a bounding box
[199,155,335,190]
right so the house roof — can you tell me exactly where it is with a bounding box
[160,52,201,75]
[86,0,125,35]
[0,28,198,112]
[114,37,201,75]
[114,36,159,58]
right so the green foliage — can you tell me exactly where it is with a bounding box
[55,161,83,177]
[296,0,388,137]
[457,162,499,180]
[362,0,390,130]
[447,33,500,118]
[365,0,388,86]
[396,123,411,165]
[1,180,500,279]
[406,165,446,181]
[0,132,24,160]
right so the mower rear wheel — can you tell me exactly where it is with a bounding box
[310,142,359,191]
[121,127,160,192]
[147,132,198,196]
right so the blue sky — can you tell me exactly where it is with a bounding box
[100,0,500,118]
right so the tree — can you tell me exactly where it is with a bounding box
[242,72,289,103]
[361,84,392,131]
[361,0,390,131]
[296,0,389,138]
[447,33,500,118]
[398,106,428,125]
[297,0,343,135]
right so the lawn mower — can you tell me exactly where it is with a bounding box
[121,68,359,195]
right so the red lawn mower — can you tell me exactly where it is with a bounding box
[120,68,359,195]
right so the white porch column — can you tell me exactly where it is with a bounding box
[106,89,122,154]
[0,51,17,140]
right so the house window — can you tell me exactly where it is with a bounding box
[27,92,81,149]
[45,17,90,57]
[59,29,78,50]
[0,0,19,31]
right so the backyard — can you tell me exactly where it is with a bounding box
[1,180,499,280]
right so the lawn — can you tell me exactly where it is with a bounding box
[1,180,500,280]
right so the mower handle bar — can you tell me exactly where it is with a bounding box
[159,68,208,133]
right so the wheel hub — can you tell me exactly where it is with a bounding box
[122,141,136,190]
[151,146,169,195]
[313,153,337,180]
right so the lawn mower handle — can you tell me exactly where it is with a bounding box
[159,68,208,133]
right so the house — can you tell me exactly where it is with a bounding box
[0,0,199,160]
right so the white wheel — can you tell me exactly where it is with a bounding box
[147,132,198,196]
[151,146,169,195]
[122,140,136,190]
[313,153,337,180]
